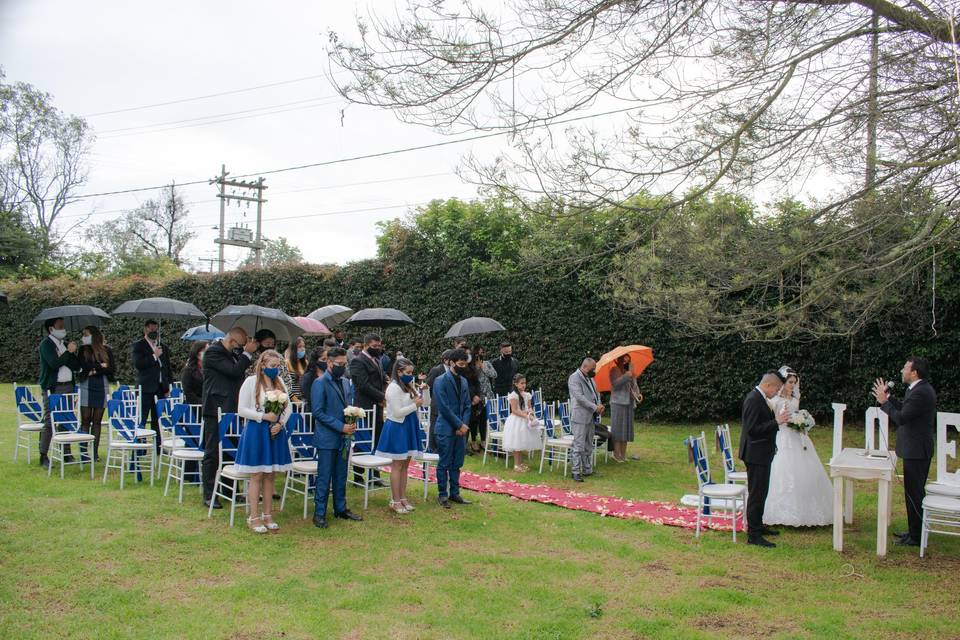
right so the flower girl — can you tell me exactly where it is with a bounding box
[501,374,542,472]
[235,349,293,534]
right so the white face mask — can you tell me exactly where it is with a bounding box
[81,335,93,346]
[51,328,67,340]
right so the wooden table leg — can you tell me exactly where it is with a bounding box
[844,478,854,524]
[877,478,890,557]
[833,476,844,552]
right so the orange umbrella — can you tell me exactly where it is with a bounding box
[594,345,654,393]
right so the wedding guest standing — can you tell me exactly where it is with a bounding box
[567,358,603,482]
[77,325,115,462]
[132,319,172,453]
[179,341,207,405]
[311,347,363,529]
[609,354,640,462]
[201,328,258,510]
[502,374,541,471]
[38,318,80,469]
[284,336,308,402]
[463,352,485,455]
[433,349,472,508]
[872,357,938,547]
[349,333,388,485]
[299,347,327,412]
[492,343,519,397]
[376,357,424,513]
[235,349,293,534]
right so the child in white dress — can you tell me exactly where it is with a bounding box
[501,374,542,472]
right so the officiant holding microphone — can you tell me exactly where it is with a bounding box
[872,357,937,547]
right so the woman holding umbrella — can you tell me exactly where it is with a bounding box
[77,325,116,461]
[609,355,642,462]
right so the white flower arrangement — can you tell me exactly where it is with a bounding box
[787,409,815,433]
[343,406,366,420]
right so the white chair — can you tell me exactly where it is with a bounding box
[164,404,205,503]
[156,397,180,478]
[208,411,250,526]
[687,431,746,541]
[716,423,748,485]
[482,398,506,466]
[102,399,155,488]
[13,383,44,463]
[348,407,392,509]
[926,412,960,498]
[48,392,96,479]
[920,494,960,558]
[412,406,440,499]
[281,412,318,519]
[539,403,573,476]
[168,382,184,404]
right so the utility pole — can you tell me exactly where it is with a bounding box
[209,165,267,272]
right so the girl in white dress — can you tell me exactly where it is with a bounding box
[763,366,834,527]
[502,374,542,472]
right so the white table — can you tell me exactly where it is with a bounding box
[828,447,898,557]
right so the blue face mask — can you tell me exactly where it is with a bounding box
[263,367,280,380]
[399,374,415,384]
[296,349,306,359]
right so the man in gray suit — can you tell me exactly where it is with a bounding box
[567,358,605,482]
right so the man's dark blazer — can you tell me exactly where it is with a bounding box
[349,352,386,411]
[426,363,448,426]
[738,388,780,466]
[882,379,937,460]
[200,341,250,417]
[132,337,172,395]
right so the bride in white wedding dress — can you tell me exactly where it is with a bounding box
[763,366,834,527]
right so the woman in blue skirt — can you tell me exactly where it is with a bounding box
[236,349,292,534]
[376,356,424,514]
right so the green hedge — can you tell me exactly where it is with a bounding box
[2,258,956,423]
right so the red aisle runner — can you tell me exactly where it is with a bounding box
[404,462,744,532]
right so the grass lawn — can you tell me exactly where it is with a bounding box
[1,384,958,639]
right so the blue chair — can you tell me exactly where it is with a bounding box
[48,392,96,479]
[482,398,506,466]
[280,412,319,519]
[412,405,440,499]
[686,431,745,541]
[539,402,572,476]
[164,404,204,503]
[102,399,155,488]
[208,412,248,526]
[347,408,391,509]
[13,383,43,463]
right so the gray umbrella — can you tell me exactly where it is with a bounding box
[444,316,507,338]
[210,304,304,342]
[307,304,353,327]
[31,305,111,332]
[344,308,415,328]
[112,297,205,321]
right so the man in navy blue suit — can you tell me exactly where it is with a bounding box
[433,349,473,508]
[311,347,363,529]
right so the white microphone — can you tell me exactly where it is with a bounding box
[870,380,895,399]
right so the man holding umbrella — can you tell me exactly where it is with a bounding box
[38,318,80,469]
[132,319,173,453]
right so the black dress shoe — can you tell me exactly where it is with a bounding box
[761,527,780,537]
[448,495,471,505]
[748,537,777,548]
[894,536,921,547]
[204,499,223,510]
[39,457,51,470]
[272,493,281,500]
[371,478,387,488]
[313,515,328,529]
[437,497,451,509]
[572,474,584,482]
[334,509,363,521]
[892,531,910,540]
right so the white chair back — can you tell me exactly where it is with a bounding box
[831,402,846,459]
[935,412,960,487]
[14,383,44,426]
[864,406,890,451]
[49,392,81,434]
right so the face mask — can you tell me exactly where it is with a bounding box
[331,364,346,378]
[263,367,280,380]
[587,370,596,378]
[318,361,328,372]
[81,335,93,346]
[231,346,243,356]
[367,347,382,358]
[352,347,362,355]
[296,349,306,359]
[51,328,67,340]
[147,331,159,341]
[399,374,415,384]
[454,365,468,376]
[502,353,512,360]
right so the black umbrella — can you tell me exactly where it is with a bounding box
[210,304,304,342]
[31,305,111,332]
[445,316,506,338]
[308,304,353,327]
[112,297,205,321]
[343,308,415,328]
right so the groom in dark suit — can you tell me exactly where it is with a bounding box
[739,372,790,548]
[872,356,937,547]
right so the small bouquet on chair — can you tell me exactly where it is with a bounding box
[264,390,288,439]
[342,405,365,460]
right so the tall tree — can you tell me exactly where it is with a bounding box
[241,236,304,268]
[329,1,960,339]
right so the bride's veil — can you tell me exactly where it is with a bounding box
[778,365,800,400]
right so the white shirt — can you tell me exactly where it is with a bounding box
[145,336,164,384]
[385,381,418,423]
[50,336,73,383]
[909,379,921,390]
[237,375,292,424]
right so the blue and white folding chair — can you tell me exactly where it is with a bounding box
[539,402,572,476]
[280,412,318,518]
[102,399,155,488]
[168,382,184,404]
[716,423,747,486]
[348,407,392,509]
[208,412,249,526]
[13,383,44,463]
[156,398,179,477]
[164,404,204,503]
[482,398,505,465]
[413,405,440,499]
[686,431,745,541]
[48,392,95,479]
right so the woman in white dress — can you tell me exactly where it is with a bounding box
[763,366,834,527]
[501,374,542,472]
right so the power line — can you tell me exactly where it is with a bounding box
[186,201,430,230]
[82,73,333,117]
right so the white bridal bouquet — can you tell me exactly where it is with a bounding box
[342,406,366,459]
[264,389,288,439]
[787,409,815,433]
